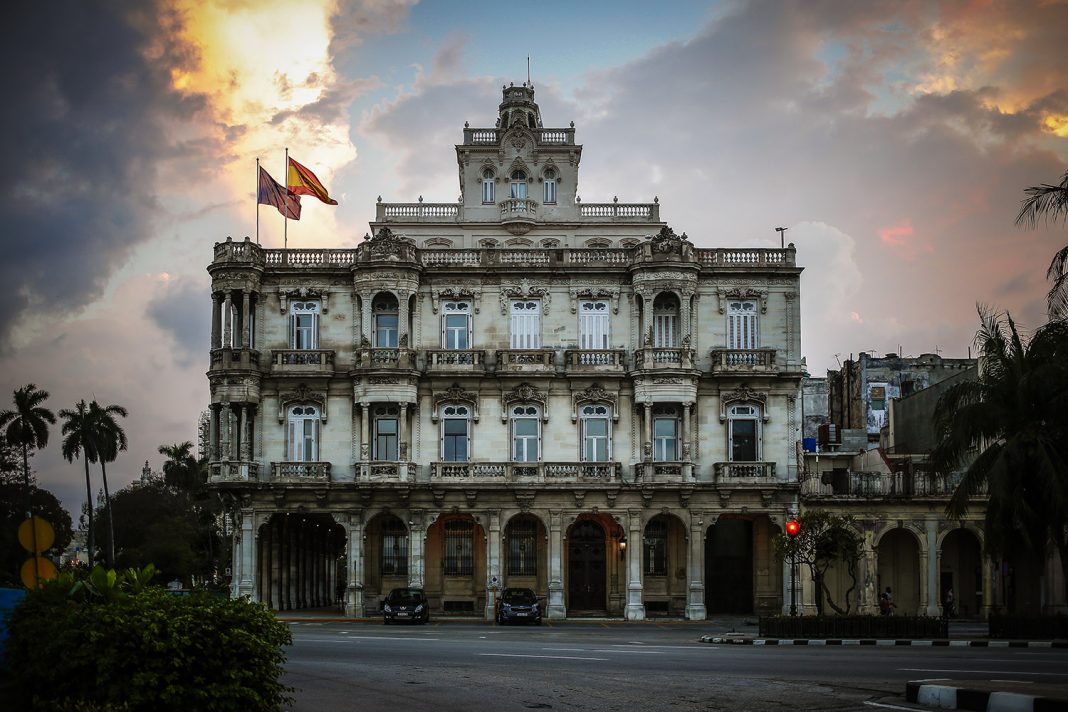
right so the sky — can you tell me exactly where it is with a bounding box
[2,0,1066,519]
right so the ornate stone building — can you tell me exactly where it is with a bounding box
[208,84,804,619]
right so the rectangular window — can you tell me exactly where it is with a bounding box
[444,520,474,576]
[653,313,677,348]
[870,385,887,411]
[644,522,667,576]
[583,416,610,462]
[727,301,758,350]
[287,418,319,462]
[374,313,398,348]
[382,524,408,576]
[579,300,610,350]
[653,417,678,462]
[512,417,539,462]
[375,417,398,461]
[730,419,758,461]
[442,301,472,349]
[291,313,319,349]
[510,301,541,349]
[544,179,556,204]
[482,177,494,203]
[442,418,469,462]
[508,520,538,576]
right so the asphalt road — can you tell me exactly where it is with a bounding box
[282,622,1068,711]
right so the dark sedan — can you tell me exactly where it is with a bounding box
[382,587,429,624]
[496,587,542,625]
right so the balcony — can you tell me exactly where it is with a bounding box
[499,198,538,235]
[800,470,982,498]
[357,461,414,484]
[564,349,626,374]
[462,126,577,146]
[210,347,260,371]
[708,348,778,375]
[209,461,260,482]
[271,349,335,375]
[424,349,487,375]
[430,461,622,483]
[355,347,416,370]
[578,201,660,221]
[634,461,692,483]
[270,461,331,482]
[495,349,556,374]
[632,348,695,370]
[714,462,777,484]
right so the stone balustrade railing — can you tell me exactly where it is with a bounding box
[564,349,626,370]
[213,237,796,270]
[355,347,416,369]
[800,470,980,498]
[424,349,487,371]
[431,461,621,482]
[714,461,777,482]
[272,349,335,368]
[210,347,260,370]
[578,202,660,221]
[461,127,576,145]
[499,198,538,222]
[633,348,695,370]
[357,461,415,483]
[209,461,260,482]
[496,349,556,371]
[634,461,692,483]
[271,461,331,481]
[708,348,778,373]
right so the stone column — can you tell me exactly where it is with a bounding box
[345,515,364,618]
[399,402,410,461]
[686,515,707,620]
[208,404,219,461]
[782,555,793,615]
[238,405,248,461]
[240,290,250,348]
[625,509,645,620]
[925,520,940,616]
[981,554,994,618]
[408,517,426,589]
[547,511,566,619]
[237,510,255,598]
[397,290,410,345]
[220,404,231,461]
[211,293,222,349]
[223,292,233,349]
[485,510,502,621]
[361,403,371,461]
[643,403,652,462]
[682,402,693,479]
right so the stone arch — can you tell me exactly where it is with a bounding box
[364,511,412,607]
[641,512,688,617]
[502,512,548,598]
[425,513,486,616]
[876,526,923,615]
[256,512,346,612]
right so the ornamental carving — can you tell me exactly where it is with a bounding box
[501,382,548,422]
[499,280,552,315]
[364,227,413,259]
[571,383,619,422]
[717,287,768,314]
[650,225,689,254]
[278,286,328,315]
[431,283,481,313]
[719,384,769,423]
[569,284,621,314]
[277,383,327,423]
[432,383,479,421]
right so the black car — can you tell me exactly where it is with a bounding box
[496,587,542,625]
[382,587,429,624]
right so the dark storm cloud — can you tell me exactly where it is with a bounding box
[0,1,208,348]
[146,279,210,368]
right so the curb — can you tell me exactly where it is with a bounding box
[906,681,1068,711]
[699,635,1068,648]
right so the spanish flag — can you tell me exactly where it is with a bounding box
[287,157,338,205]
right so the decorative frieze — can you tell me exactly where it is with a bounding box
[501,382,548,421]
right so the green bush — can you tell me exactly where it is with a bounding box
[4,566,292,711]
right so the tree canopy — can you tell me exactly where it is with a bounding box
[774,510,862,615]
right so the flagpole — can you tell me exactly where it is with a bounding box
[255,157,260,245]
[283,147,289,258]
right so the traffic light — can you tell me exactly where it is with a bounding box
[786,519,801,538]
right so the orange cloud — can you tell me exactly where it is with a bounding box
[878,218,935,260]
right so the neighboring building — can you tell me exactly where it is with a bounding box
[800,376,828,441]
[826,352,976,448]
[207,83,805,619]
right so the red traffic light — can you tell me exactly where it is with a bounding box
[786,519,801,537]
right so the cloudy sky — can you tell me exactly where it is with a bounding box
[3,0,1066,518]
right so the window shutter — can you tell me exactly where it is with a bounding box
[287,420,295,460]
[312,313,320,349]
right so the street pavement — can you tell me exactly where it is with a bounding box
[281,621,1068,711]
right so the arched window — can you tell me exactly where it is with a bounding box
[644,517,667,576]
[653,294,679,348]
[373,404,399,461]
[372,293,399,348]
[543,169,557,204]
[481,169,495,203]
[286,405,319,462]
[289,301,320,349]
[727,300,758,350]
[444,519,474,576]
[510,170,528,199]
[440,404,471,462]
[653,405,679,462]
[581,404,611,462]
[510,405,540,462]
[441,300,472,350]
[507,517,538,576]
[381,517,408,576]
[728,404,760,462]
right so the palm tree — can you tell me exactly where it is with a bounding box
[930,308,1068,603]
[0,384,56,584]
[1015,169,1068,321]
[89,400,128,568]
[158,441,202,492]
[60,400,98,569]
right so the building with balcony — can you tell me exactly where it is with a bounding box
[207,83,805,620]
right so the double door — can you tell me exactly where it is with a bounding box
[568,520,606,610]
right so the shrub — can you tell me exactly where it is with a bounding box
[4,566,292,711]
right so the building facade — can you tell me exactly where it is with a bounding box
[207,84,804,619]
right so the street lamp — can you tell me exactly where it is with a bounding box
[775,226,788,249]
[786,518,801,616]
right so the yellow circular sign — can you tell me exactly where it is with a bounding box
[20,556,58,589]
[18,516,55,553]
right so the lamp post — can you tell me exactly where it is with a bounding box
[786,518,801,616]
[775,226,788,249]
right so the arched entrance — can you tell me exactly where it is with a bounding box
[941,528,982,617]
[568,519,606,611]
[503,514,548,597]
[877,528,921,615]
[365,513,410,611]
[257,512,345,611]
[704,518,753,614]
[425,514,486,615]
[642,514,687,616]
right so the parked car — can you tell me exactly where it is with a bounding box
[383,587,429,625]
[496,587,542,625]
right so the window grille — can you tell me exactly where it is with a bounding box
[381,518,408,576]
[444,519,474,576]
[508,518,538,576]
[644,518,667,576]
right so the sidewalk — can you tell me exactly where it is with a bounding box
[906,679,1068,711]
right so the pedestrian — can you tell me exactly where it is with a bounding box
[879,592,890,616]
[944,588,955,618]
[884,586,896,615]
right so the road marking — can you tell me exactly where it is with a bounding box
[899,668,1068,677]
[591,649,664,654]
[338,636,441,641]
[481,653,608,661]
[610,644,707,650]
[543,648,587,652]
[864,701,924,711]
